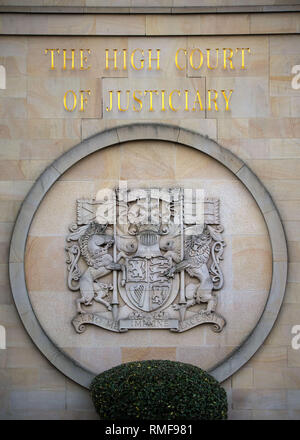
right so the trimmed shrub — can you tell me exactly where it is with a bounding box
[90,360,227,420]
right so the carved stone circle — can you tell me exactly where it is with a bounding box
[9,123,288,388]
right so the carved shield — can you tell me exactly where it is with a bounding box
[125,256,172,312]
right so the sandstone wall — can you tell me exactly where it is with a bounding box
[0,10,300,419]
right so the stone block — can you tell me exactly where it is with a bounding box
[288,263,300,283]
[219,139,270,160]
[288,348,300,367]
[277,201,300,221]
[252,410,290,420]
[276,304,300,327]
[122,347,176,363]
[10,390,66,411]
[120,140,176,180]
[66,382,94,411]
[1,13,49,35]
[38,368,66,390]
[25,236,66,291]
[232,367,253,389]
[0,200,21,222]
[270,35,300,56]
[253,366,286,389]
[250,346,287,367]
[0,351,7,370]
[287,390,300,409]
[228,409,252,420]
[266,180,300,202]
[270,139,300,159]
[146,15,201,36]
[28,180,95,235]
[64,347,122,375]
[206,77,269,118]
[0,76,26,98]
[28,118,81,140]
[53,128,119,174]
[270,97,300,116]
[249,118,300,139]
[232,389,286,410]
[47,14,95,35]
[95,15,145,36]
[284,367,300,388]
[8,368,37,389]
[232,234,272,291]
[0,181,33,201]
[178,127,244,173]
[6,346,49,369]
[285,222,300,242]
[218,118,249,139]
[284,282,300,301]
[250,12,300,34]
[176,346,235,371]
[249,158,300,181]
[0,119,29,139]
[175,146,234,180]
[146,14,250,36]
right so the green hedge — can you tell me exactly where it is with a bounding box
[90,360,227,420]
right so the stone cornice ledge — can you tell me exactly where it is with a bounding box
[0,11,300,35]
[0,5,300,14]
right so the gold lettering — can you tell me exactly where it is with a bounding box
[106,90,113,112]
[105,49,118,70]
[192,91,203,111]
[131,49,144,71]
[64,90,77,112]
[221,89,233,111]
[223,48,234,70]
[236,48,251,69]
[208,89,218,111]
[148,49,160,71]
[175,48,187,70]
[44,49,59,70]
[207,48,219,70]
[117,90,130,112]
[123,49,127,71]
[190,49,203,70]
[169,90,181,112]
[63,49,75,70]
[133,90,143,112]
[80,49,91,70]
[144,90,158,111]
[80,90,91,112]
[161,90,166,112]
[184,90,189,111]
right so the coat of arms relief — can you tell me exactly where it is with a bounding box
[66,187,226,333]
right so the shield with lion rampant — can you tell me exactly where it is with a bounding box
[125,256,172,312]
